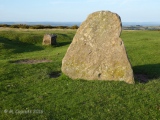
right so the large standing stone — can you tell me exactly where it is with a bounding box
[42,34,57,45]
[61,11,134,84]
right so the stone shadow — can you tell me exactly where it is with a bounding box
[56,33,73,47]
[57,41,72,47]
[0,36,44,53]
[49,71,61,78]
[133,63,160,83]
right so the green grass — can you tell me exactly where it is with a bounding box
[0,28,160,120]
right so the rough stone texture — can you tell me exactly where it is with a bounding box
[61,11,134,84]
[42,34,57,45]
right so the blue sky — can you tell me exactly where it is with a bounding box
[0,0,160,22]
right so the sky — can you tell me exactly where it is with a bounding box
[0,0,160,22]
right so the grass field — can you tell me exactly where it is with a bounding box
[0,28,160,120]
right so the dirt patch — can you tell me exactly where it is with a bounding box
[11,59,52,64]
[134,74,149,83]
[49,71,61,78]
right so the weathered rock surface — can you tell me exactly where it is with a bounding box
[42,34,57,45]
[61,11,134,84]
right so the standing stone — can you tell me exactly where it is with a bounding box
[61,11,134,84]
[42,34,57,45]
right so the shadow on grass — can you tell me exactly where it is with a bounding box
[133,63,160,83]
[0,36,44,53]
[49,71,61,78]
[56,33,73,47]
[56,41,71,47]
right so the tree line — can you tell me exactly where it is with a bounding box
[0,24,79,29]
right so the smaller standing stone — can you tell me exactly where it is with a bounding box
[42,34,57,45]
